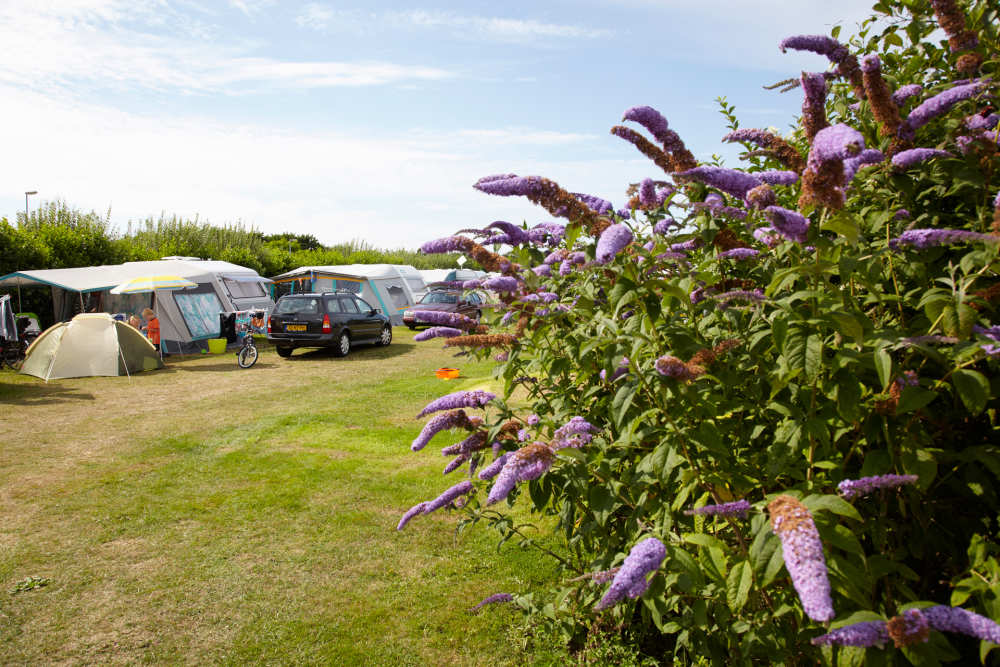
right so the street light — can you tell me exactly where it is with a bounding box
[24,190,37,223]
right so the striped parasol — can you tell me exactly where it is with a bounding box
[109,275,197,294]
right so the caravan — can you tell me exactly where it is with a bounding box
[270,264,426,325]
[0,259,274,352]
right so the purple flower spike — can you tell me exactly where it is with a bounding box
[408,310,479,331]
[905,81,986,134]
[892,84,923,106]
[473,173,542,198]
[653,218,678,235]
[889,228,998,249]
[443,454,469,474]
[716,289,766,309]
[472,593,513,612]
[462,279,483,289]
[717,248,760,261]
[573,192,614,215]
[812,621,889,647]
[622,106,671,144]
[779,34,849,63]
[595,538,667,610]
[891,148,953,168]
[417,390,496,418]
[412,409,472,452]
[552,416,598,449]
[422,480,474,514]
[675,166,763,199]
[484,276,520,292]
[923,605,1000,644]
[753,227,782,248]
[413,326,465,342]
[843,149,885,183]
[484,220,529,245]
[638,178,658,207]
[527,222,565,246]
[396,502,428,530]
[764,206,810,244]
[757,170,800,186]
[768,495,835,622]
[532,264,552,277]
[595,223,635,264]
[685,499,751,518]
[479,452,511,480]
[838,474,919,500]
[421,236,468,255]
[487,443,555,505]
[808,124,866,169]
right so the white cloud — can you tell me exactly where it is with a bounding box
[0,85,635,249]
[294,5,613,42]
[0,0,455,96]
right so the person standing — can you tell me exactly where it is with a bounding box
[142,308,161,351]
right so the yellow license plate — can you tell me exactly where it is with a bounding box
[286,324,306,332]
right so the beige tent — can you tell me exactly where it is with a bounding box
[20,313,164,380]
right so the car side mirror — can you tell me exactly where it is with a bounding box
[370,308,378,315]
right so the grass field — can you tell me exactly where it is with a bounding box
[0,330,562,665]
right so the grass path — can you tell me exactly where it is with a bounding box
[0,331,557,665]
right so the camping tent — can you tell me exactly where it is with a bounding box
[418,268,489,287]
[270,264,427,325]
[0,259,274,352]
[20,313,164,380]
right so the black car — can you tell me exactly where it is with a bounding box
[267,292,392,358]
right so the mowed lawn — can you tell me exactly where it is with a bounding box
[0,329,558,665]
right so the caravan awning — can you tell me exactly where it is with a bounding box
[221,273,273,284]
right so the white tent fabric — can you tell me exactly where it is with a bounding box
[20,313,163,380]
[270,264,427,325]
[0,259,274,350]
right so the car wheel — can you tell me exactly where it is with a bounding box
[276,346,293,358]
[334,331,351,357]
[377,324,392,346]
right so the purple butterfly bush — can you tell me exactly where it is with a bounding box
[421,236,468,255]
[655,355,695,380]
[423,480,474,514]
[622,106,671,144]
[768,495,835,622]
[838,474,919,500]
[716,289,767,309]
[638,178,657,207]
[779,34,850,64]
[473,173,543,198]
[600,357,630,382]
[487,443,555,505]
[483,276,520,292]
[527,222,565,246]
[843,149,885,183]
[461,279,483,289]
[966,113,999,131]
[443,453,469,474]
[891,148,953,168]
[573,192,614,215]
[889,228,998,249]
[441,431,489,457]
[675,166,763,199]
[595,223,635,264]
[764,206,810,244]
[552,416,598,449]
[892,83,923,106]
[808,123,865,169]
[396,502,428,531]
[670,238,703,252]
[924,605,1000,643]
[757,170,800,186]
[411,409,473,452]
[684,499,751,518]
[478,452,511,481]
[413,326,465,342]
[417,389,496,418]
[653,218,679,235]
[472,593,513,612]
[409,310,479,331]
[903,80,987,136]
[532,264,552,277]
[595,537,667,610]
[812,620,890,647]
[483,221,529,245]
[753,227,782,248]
[526,414,540,426]
[717,248,760,261]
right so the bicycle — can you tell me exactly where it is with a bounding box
[236,310,263,368]
[0,318,35,371]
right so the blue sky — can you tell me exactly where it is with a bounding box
[0,0,876,250]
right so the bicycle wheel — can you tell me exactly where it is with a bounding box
[237,344,258,368]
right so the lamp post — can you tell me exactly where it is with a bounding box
[24,190,37,223]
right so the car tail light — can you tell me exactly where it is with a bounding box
[322,314,331,333]
[267,318,272,333]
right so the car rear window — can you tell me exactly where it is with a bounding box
[274,297,320,315]
[421,292,458,304]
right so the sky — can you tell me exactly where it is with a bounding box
[0,0,878,250]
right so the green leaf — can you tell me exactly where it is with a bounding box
[874,345,892,390]
[802,494,863,522]
[952,368,989,415]
[762,542,785,587]
[683,532,727,552]
[805,334,823,381]
[828,311,864,343]
[821,211,860,244]
[726,561,753,612]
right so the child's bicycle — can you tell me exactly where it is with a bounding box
[236,310,264,369]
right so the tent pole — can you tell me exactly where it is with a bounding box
[16,282,22,312]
